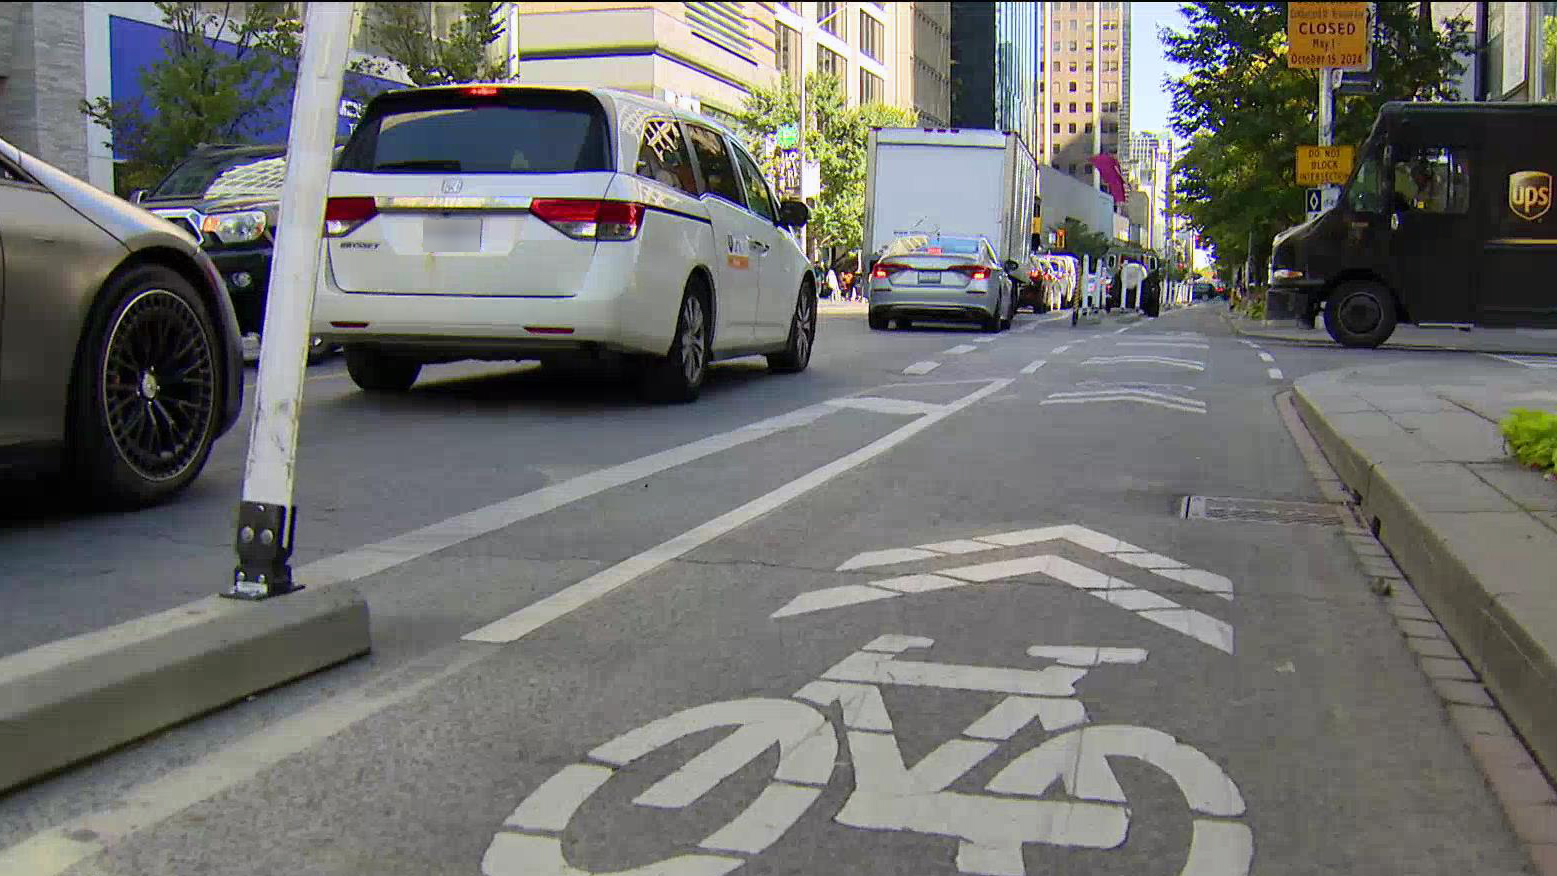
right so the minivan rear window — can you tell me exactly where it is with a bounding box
[338,91,611,175]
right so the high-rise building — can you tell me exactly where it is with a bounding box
[1036,1,1130,188]
[948,2,1040,151]
[891,2,952,127]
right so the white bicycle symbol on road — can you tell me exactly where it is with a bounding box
[482,634,1253,876]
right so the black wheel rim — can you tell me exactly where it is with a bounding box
[795,291,814,364]
[101,289,216,481]
[1337,292,1382,336]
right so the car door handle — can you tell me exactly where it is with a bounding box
[749,240,770,253]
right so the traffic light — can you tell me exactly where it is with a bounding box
[1055,228,1067,249]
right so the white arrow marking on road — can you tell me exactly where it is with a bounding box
[1113,326,1133,334]
[1082,355,1205,371]
[1020,359,1047,374]
[944,344,978,354]
[903,360,941,375]
[1267,368,1284,380]
[1256,352,1274,363]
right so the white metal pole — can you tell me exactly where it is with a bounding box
[230,2,355,600]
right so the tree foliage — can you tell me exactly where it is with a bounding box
[365,1,509,87]
[736,73,915,254]
[81,2,319,194]
[1164,2,1471,272]
[1049,217,1113,265]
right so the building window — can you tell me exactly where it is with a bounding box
[1054,102,1062,113]
[1054,123,1061,133]
[1085,122,1094,133]
[859,11,883,62]
[817,45,844,79]
[1068,81,1077,93]
[860,69,883,104]
[1053,40,1061,52]
[1085,42,1094,52]
[1069,40,1077,51]
[685,1,755,63]
[817,1,843,38]
[1068,101,1077,112]
[1068,123,1077,133]
[1068,61,1077,72]
[1086,102,1093,112]
[777,24,801,85]
[1086,61,1094,72]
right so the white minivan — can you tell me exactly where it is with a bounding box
[312,84,816,402]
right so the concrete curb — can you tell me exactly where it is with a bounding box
[0,586,370,792]
[1226,312,1557,356]
[1293,384,1557,782]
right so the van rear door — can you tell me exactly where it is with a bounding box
[327,88,615,298]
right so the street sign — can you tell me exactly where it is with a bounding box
[776,123,799,150]
[1287,2,1369,70]
[1296,145,1354,186]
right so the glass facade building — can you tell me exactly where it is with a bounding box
[949,2,1040,151]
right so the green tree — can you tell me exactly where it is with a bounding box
[1163,2,1471,272]
[81,2,317,195]
[735,73,915,254]
[364,1,510,87]
[1050,218,1112,265]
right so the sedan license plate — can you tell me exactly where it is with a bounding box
[423,217,482,253]
[917,271,941,285]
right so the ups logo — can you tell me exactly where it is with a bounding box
[1509,171,1553,221]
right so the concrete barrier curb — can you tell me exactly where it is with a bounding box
[0,586,370,792]
[1294,384,1557,779]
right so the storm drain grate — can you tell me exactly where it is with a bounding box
[1181,495,1344,526]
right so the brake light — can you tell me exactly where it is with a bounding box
[947,264,990,281]
[530,199,644,241]
[465,85,500,96]
[872,262,911,279]
[323,196,377,236]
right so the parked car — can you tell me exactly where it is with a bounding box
[137,143,341,362]
[312,84,814,402]
[866,233,1018,331]
[0,136,243,506]
[1016,252,1047,313]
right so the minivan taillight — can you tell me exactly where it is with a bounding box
[530,199,644,241]
[324,197,377,237]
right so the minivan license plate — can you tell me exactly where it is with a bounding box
[917,271,941,285]
[424,217,482,253]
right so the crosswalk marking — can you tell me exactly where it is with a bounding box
[1040,385,1206,415]
[903,361,940,375]
[1082,355,1205,372]
[1020,359,1047,374]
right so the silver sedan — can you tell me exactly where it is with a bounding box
[866,234,1017,332]
[0,137,243,507]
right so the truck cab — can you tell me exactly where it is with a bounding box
[1270,101,1557,347]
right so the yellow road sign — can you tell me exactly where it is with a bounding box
[1287,2,1369,70]
[1297,145,1355,186]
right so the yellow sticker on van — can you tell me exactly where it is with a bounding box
[1509,171,1553,221]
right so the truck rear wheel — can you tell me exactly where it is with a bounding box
[1323,281,1398,349]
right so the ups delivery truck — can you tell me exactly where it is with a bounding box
[1269,101,1557,347]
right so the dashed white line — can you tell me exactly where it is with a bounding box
[943,344,978,355]
[1267,367,1284,380]
[972,336,997,344]
[1050,344,1074,354]
[1256,352,1274,363]
[1020,359,1047,374]
[903,361,941,375]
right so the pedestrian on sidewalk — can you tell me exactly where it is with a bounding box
[826,267,842,301]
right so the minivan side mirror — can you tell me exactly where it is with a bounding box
[128,189,146,205]
[777,200,809,229]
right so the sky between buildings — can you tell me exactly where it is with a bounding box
[1130,2,1193,145]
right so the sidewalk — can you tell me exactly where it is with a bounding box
[818,297,868,315]
[1294,362,1557,778]
[1228,311,1557,355]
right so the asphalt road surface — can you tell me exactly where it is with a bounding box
[0,304,1543,875]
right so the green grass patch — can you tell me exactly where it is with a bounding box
[1501,408,1557,474]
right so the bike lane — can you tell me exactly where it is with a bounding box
[36,316,1533,876]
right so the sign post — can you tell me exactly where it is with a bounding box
[1288,2,1370,257]
[228,3,355,600]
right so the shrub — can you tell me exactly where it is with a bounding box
[1500,408,1557,473]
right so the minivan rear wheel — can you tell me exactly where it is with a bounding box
[345,348,422,392]
[1323,281,1398,349]
[642,282,709,403]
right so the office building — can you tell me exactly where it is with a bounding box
[948,2,1040,151]
[1037,1,1130,186]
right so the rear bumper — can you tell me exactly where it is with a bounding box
[870,302,995,323]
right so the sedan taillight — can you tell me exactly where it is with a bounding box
[872,262,911,279]
[946,264,990,281]
[323,197,377,237]
[530,199,644,241]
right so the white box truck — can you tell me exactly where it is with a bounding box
[862,127,1037,282]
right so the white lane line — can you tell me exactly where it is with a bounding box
[1081,355,1205,371]
[1267,367,1285,380]
[943,344,978,355]
[1239,339,1260,347]
[1050,344,1073,354]
[1485,353,1557,369]
[1040,395,1207,414]
[1256,352,1274,363]
[827,397,946,416]
[0,643,493,876]
[1117,341,1210,350]
[902,360,941,375]
[972,336,998,344]
[1114,325,1134,334]
[464,379,1013,643]
[1020,359,1047,374]
[294,403,838,588]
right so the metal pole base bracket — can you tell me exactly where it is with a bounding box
[226,501,302,600]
